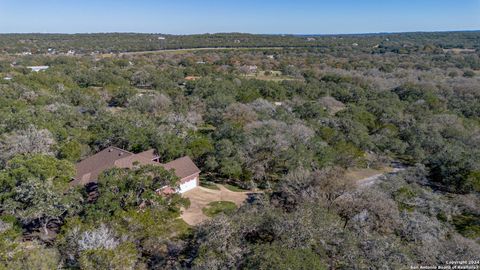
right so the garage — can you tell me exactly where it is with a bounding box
[179,177,198,193]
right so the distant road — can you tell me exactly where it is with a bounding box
[4,46,306,57]
[116,46,286,56]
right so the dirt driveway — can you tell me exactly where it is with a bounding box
[181,185,250,226]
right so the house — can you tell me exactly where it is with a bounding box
[72,147,200,193]
[27,66,49,72]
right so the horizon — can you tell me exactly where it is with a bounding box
[1,0,479,34]
[1,29,480,36]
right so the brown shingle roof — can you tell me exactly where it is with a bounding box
[162,156,201,179]
[73,147,200,186]
[136,149,158,160]
[73,147,134,185]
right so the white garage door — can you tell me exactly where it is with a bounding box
[179,177,197,193]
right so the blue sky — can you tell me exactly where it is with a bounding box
[0,0,479,34]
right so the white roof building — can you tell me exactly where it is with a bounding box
[27,66,50,72]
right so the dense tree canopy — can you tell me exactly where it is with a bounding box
[0,32,479,269]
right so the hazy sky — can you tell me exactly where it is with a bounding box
[0,0,479,34]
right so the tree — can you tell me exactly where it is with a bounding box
[86,165,186,218]
[332,141,365,168]
[186,134,214,158]
[130,69,152,88]
[0,125,55,165]
[58,140,82,162]
[0,155,82,236]
[463,70,475,78]
[223,103,258,126]
[128,93,172,115]
[4,179,82,236]
[245,244,327,270]
[78,242,141,270]
[312,167,355,210]
[108,87,136,107]
[335,189,400,233]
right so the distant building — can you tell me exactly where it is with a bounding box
[67,50,76,55]
[27,66,49,72]
[158,36,166,40]
[267,55,275,59]
[306,37,316,41]
[3,76,12,81]
[21,52,32,55]
[185,76,201,81]
[352,43,359,47]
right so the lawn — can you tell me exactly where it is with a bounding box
[224,184,247,192]
[202,201,237,217]
[200,181,220,190]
